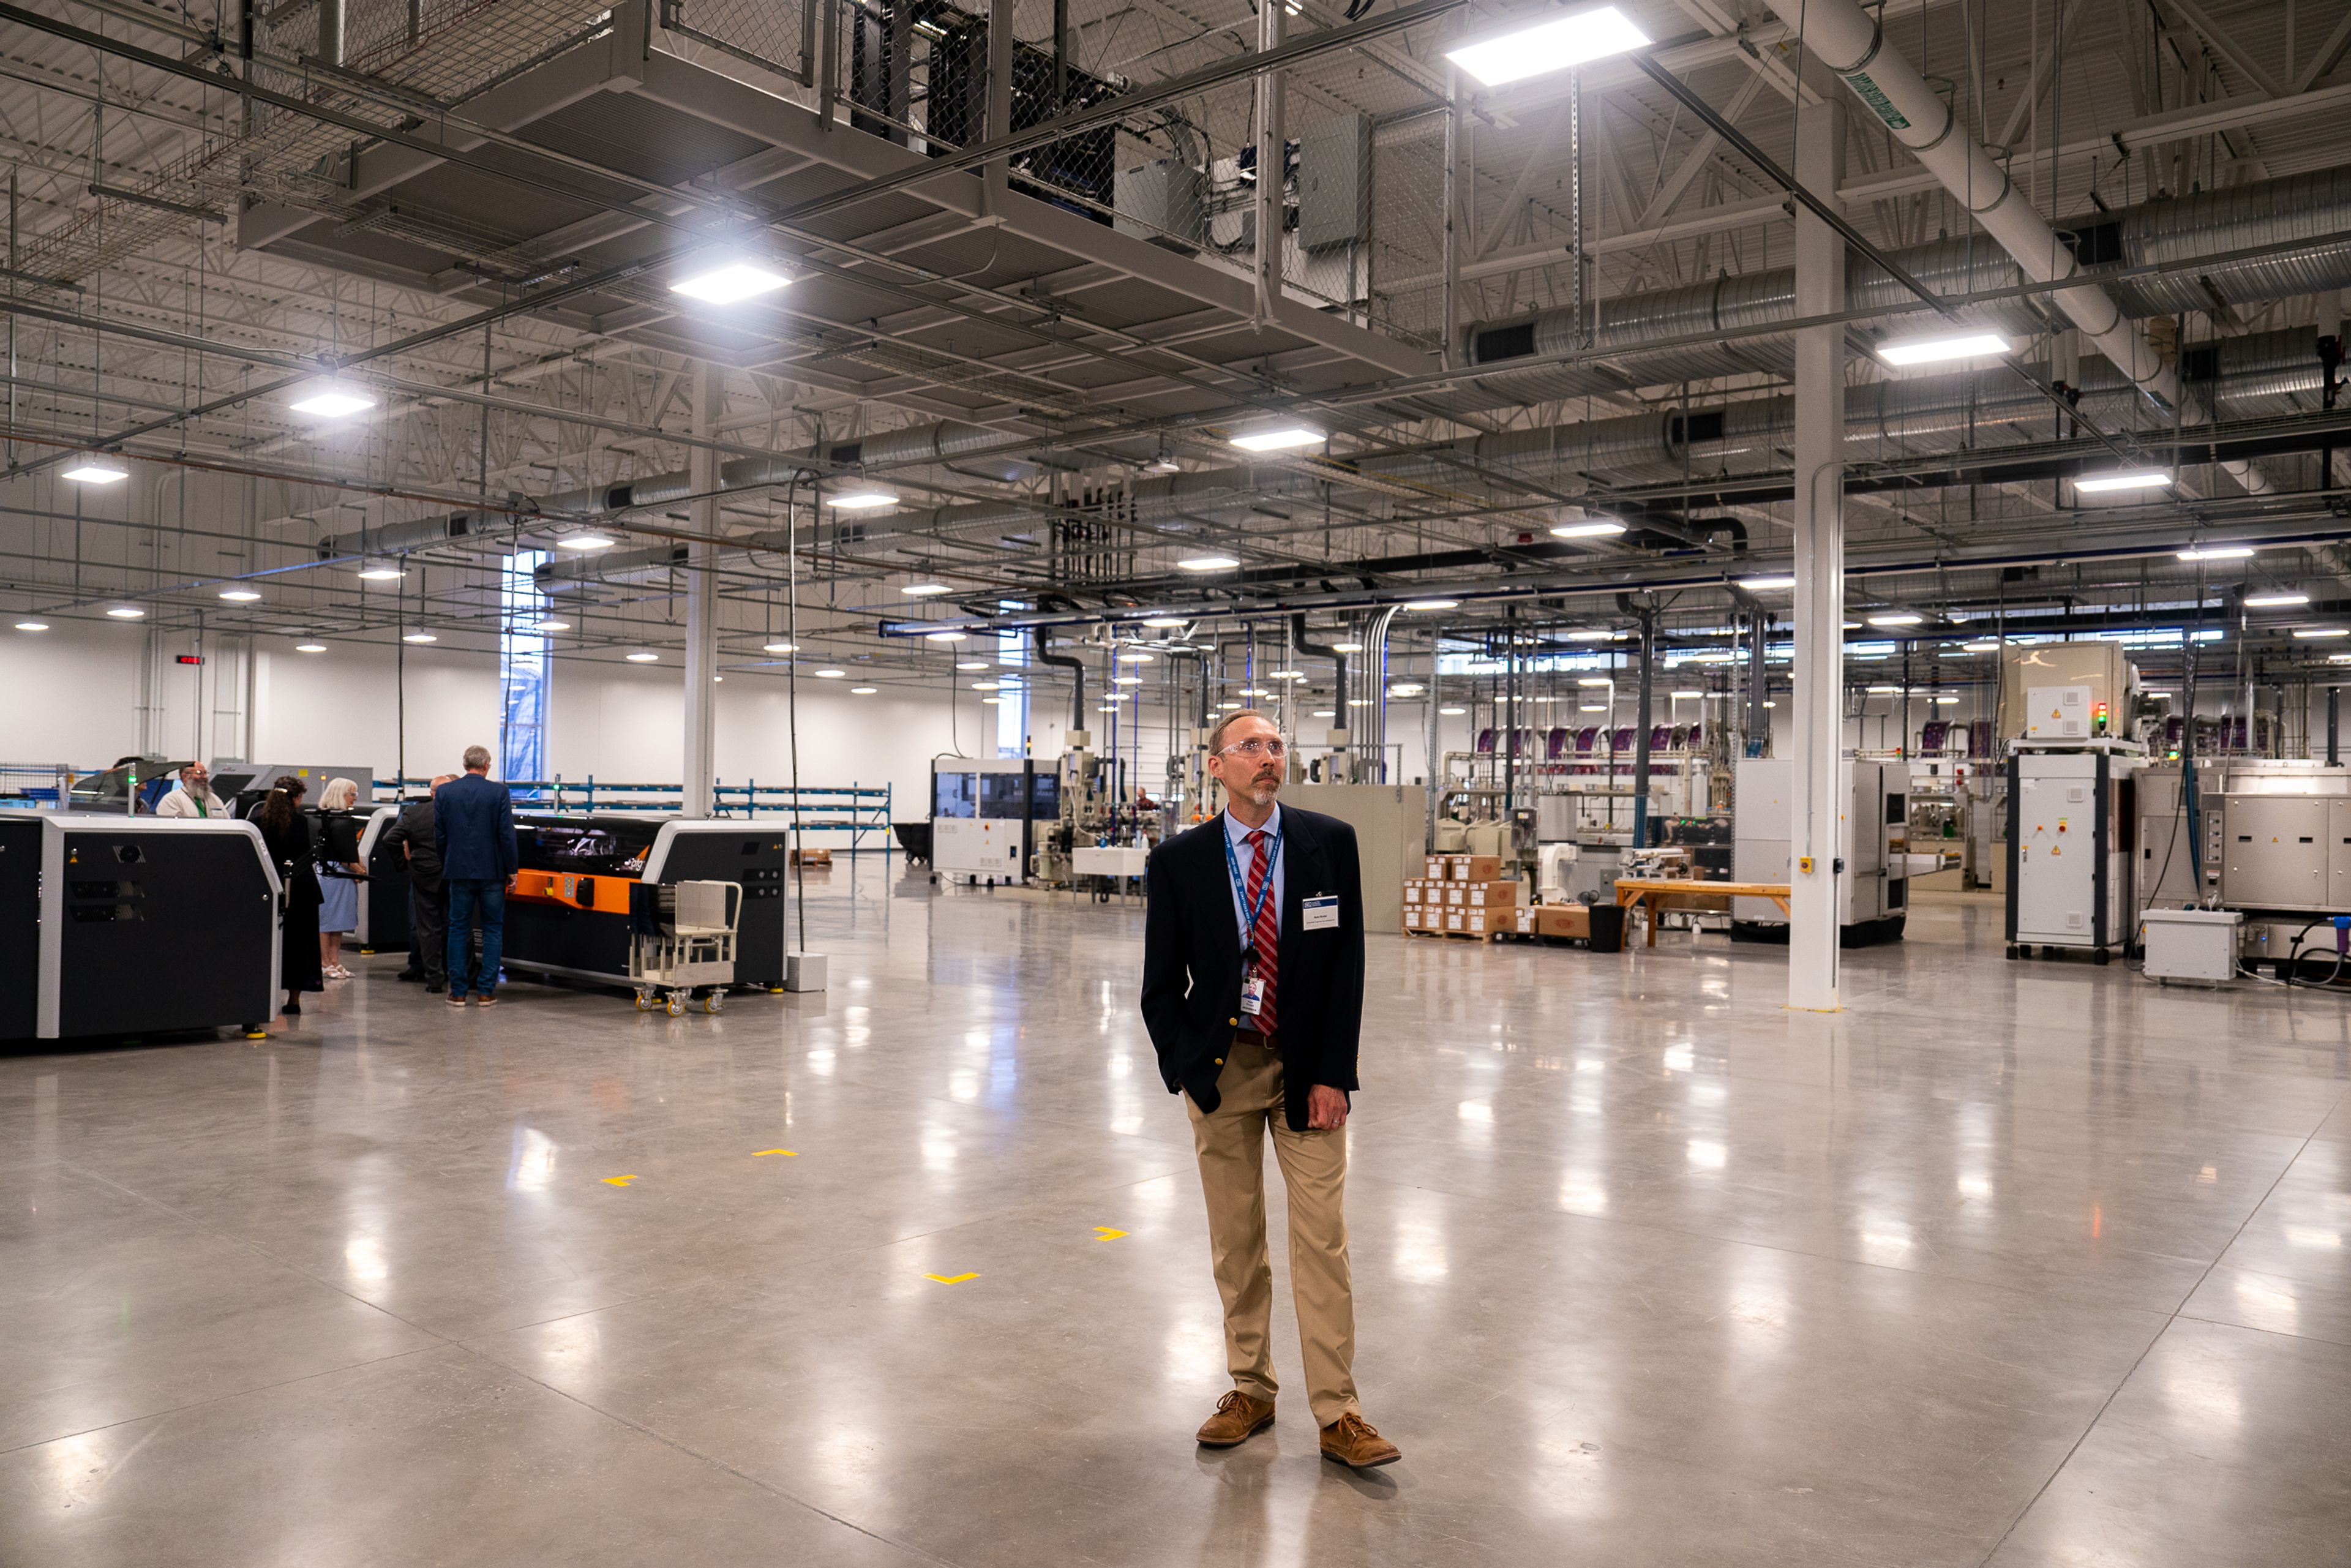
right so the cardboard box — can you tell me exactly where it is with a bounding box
[1464,909,1491,935]
[1512,906,1539,934]
[1460,880,1528,909]
[1451,856,1502,882]
[1445,909,1465,932]
[1402,881,1422,906]
[1446,885,1466,907]
[1425,857,1449,880]
[1537,904,1591,940]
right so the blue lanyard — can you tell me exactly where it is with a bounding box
[1221,815,1281,958]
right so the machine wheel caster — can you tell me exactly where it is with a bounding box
[634,991,653,1011]
[2006,945,2020,960]
[2093,949,2111,966]
[666,995,684,1016]
[702,992,722,1015]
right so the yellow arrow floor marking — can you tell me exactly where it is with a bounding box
[752,1149,798,1157]
[1093,1226,1128,1241]
[924,1272,979,1285]
[601,1174,639,1187]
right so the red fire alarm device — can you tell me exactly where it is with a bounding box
[175,654,204,666]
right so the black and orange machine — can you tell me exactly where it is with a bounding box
[0,811,281,1041]
[354,806,410,953]
[499,815,789,1002]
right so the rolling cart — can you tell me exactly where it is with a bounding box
[631,880,741,1015]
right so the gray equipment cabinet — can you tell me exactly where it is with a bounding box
[2006,743,2140,961]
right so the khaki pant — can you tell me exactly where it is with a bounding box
[1184,1035,1359,1428]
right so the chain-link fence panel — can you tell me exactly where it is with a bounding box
[664,0,817,84]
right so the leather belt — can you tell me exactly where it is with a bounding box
[1233,1026,1277,1050]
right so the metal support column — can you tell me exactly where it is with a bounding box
[1440,43,1461,367]
[683,361,721,818]
[1632,607,1655,850]
[1747,609,1769,755]
[1252,0,1283,326]
[1788,95,1847,1011]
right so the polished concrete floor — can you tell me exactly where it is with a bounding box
[4,865,2349,1566]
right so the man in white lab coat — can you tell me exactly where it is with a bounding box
[154,761,225,819]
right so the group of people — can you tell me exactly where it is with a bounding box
[160,746,519,1022]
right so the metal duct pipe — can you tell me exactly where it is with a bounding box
[1452,163,2351,419]
[1290,613,1349,721]
[1033,632,1087,729]
[1769,0,2268,495]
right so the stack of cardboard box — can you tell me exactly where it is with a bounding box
[1403,855,1524,939]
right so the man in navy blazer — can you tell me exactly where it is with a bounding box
[433,745,519,1006]
[1141,709,1397,1470]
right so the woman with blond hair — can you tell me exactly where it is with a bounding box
[317,776,366,979]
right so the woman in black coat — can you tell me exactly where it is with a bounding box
[255,779,325,1017]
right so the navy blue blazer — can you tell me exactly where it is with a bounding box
[1141,805,1365,1132]
[433,773,519,882]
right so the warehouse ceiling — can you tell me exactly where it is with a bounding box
[4,0,2351,703]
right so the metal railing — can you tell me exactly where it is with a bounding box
[373,778,896,850]
[0,762,78,807]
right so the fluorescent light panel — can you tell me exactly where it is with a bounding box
[1228,426,1322,452]
[2077,470,2173,493]
[61,460,129,484]
[287,388,375,419]
[1877,331,2012,366]
[1443,4,1651,88]
[827,490,899,510]
[1550,520,1627,539]
[669,261,791,303]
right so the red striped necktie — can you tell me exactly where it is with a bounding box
[1244,828,1278,1038]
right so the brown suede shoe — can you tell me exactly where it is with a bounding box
[1319,1412,1400,1469]
[1196,1391,1276,1447]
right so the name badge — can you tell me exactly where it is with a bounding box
[1302,895,1340,931]
[1239,971,1265,1016]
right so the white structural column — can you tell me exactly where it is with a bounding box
[1251,0,1283,324]
[1788,96,1847,1012]
[683,361,721,818]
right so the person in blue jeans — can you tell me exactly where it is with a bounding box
[433,745,519,1007]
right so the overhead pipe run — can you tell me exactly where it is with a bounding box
[1766,0,2270,494]
[1447,163,2351,421]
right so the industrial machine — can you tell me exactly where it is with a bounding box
[1731,756,1913,945]
[354,805,411,953]
[0,812,280,1040]
[209,761,377,813]
[2006,736,2143,961]
[1999,643,2135,743]
[498,815,788,992]
[931,756,1061,885]
[66,757,193,813]
[2140,907,2244,983]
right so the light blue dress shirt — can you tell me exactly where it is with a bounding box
[1223,803,1284,950]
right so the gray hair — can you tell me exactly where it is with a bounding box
[320,776,360,810]
[462,745,492,773]
[1208,709,1278,752]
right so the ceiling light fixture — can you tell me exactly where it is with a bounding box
[2077,470,2175,493]
[218,588,262,602]
[1875,330,2012,366]
[901,584,951,599]
[1577,677,1614,688]
[1739,574,1797,590]
[557,534,615,551]
[924,629,967,641]
[2246,591,2311,607]
[815,668,846,678]
[954,659,988,670]
[294,642,326,653]
[2291,627,2349,639]
[1228,425,1323,452]
[61,457,130,484]
[1671,689,1704,700]
[1439,705,1466,716]
[1118,649,1157,663]
[1444,3,1650,87]
[1141,616,1188,628]
[15,620,48,631]
[1179,555,1240,571]
[286,386,376,419]
[852,686,878,695]
[105,606,145,619]
[536,619,571,632]
[356,565,405,582]
[763,641,800,654]
[1963,640,2000,652]
[1402,598,1459,612]
[1331,641,1363,653]
[1867,612,1924,627]
[1564,629,1615,641]
[1550,519,1627,539]
[2179,544,2255,561]
[402,632,438,644]
[668,260,791,303]
[827,489,899,511]
[626,650,658,662]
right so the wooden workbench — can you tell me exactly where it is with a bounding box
[1613,879,1791,947]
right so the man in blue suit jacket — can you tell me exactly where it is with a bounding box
[434,745,519,1006]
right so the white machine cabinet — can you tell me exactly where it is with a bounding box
[1732,756,1911,943]
[2008,743,2140,961]
[2139,907,2242,983]
[931,757,1055,886]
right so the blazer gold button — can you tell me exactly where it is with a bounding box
[1228,1017,1238,1026]
[1215,1057,1223,1065]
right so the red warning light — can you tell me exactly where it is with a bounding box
[174,654,204,666]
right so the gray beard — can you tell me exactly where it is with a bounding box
[1244,780,1279,806]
